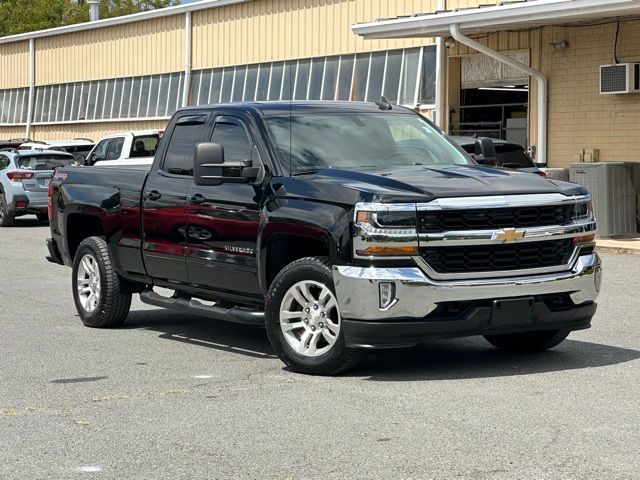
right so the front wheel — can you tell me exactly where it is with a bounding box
[484,329,570,353]
[72,236,132,328]
[265,257,365,375]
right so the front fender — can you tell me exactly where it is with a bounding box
[258,197,353,292]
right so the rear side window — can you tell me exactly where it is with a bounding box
[495,145,534,168]
[17,155,75,170]
[162,121,205,176]
[130,134,159,158]
[0,155,9,169]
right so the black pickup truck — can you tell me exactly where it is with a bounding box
[46,102,601,374]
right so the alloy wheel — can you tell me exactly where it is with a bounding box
[76,254,101,313]
[279,280,341,357]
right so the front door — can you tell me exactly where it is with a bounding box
[142,114,208,285]
[186,115,263,297]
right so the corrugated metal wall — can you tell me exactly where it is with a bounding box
[0,0,506,141]
[32,120,166,141]
[0,41,29,89]
[192,0,437,69]
[35,15,184,85]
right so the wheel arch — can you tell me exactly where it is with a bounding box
[65,212,107,261]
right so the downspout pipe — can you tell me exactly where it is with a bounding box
[25,38,35,140]
[434,0,447,128]
[182,11,192,107]
[450,23,548,166]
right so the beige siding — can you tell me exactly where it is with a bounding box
[24,120,167,142]
[542,22,640,168]
[191,0,438,69]
[0,41,29,89]
[35,15,184,85]
[0,125,28,139]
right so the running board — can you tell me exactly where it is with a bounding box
[139,290,265,326]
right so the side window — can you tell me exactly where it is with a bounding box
[130,135,159,158]
[211,119,253,161]
[162,118,206,176]
[106,137,124,160]
[0,155,9,169]
[89,139,110,164]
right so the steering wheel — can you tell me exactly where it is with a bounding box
[382,145,434,164]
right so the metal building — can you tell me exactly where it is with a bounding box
[0,0,469,143]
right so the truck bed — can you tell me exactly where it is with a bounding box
[50,165,149,276]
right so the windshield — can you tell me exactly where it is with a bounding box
[17,155,76,170]
[266,113,472,173]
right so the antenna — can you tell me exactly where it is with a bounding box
[375,96,392,111]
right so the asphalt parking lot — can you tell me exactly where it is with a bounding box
[1,218,639,480]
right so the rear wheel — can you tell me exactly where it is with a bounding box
[72,236,131,328]
[484,329,570,353]
[265,257,365,375]
[0,194,15,227]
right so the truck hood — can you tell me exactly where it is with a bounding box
[278,165,588,205]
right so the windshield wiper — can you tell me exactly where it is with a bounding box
[292,168,323,176]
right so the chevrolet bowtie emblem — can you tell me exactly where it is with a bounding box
[496,228,524,242]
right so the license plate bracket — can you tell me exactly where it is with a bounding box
[491,297,535,327]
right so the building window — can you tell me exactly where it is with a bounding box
[0,46,435,126]
[0,88,29,124]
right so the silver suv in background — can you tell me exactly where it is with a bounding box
[19,139,95,165]
[0,149,76,227]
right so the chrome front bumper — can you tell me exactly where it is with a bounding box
[332,253,601,321]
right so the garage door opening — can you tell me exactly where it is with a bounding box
[456,85,528,146]
[450,50,530,148]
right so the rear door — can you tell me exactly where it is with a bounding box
[185,114,263,297]
[142,114,208,285]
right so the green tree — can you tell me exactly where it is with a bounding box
[0,0,180,37]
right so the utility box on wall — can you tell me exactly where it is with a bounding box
[570,162,639,237]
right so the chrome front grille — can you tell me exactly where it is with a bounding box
[419,239,575,275]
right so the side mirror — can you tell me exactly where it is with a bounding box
[474,138,498,166]
[194,143,261,186]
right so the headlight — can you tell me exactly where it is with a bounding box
[354,203,418,258]
[572,200,594,222]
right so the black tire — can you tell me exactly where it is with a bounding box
[484,329,570,353]
[0,193,15,227]
[265,256,365,375]
[72,236,132,328]
[36,212,49,222]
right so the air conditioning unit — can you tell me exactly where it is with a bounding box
[570,162,639,237]
[600,63,640,94]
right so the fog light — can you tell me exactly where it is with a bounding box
[16,201,27,209]
[379,282,396,309]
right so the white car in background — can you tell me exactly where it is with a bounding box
[87,130,163,168]
[19,139,95,165]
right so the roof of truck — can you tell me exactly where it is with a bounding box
[182,101,417,115]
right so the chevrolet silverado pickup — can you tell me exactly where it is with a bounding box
[46,102,601,375]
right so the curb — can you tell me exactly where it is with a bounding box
[595,246,640,255]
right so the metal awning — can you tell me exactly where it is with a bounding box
[352,0,640,39]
